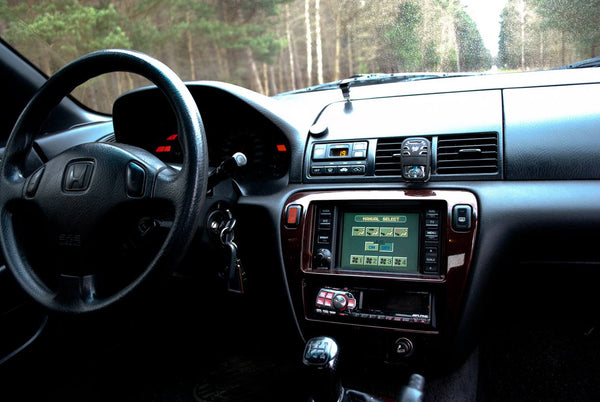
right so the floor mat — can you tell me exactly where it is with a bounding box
[192,355,302,402]
[479,321,600,401]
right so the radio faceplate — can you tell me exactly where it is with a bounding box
[309,285,433,329]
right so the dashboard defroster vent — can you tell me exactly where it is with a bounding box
[436,133,498,175]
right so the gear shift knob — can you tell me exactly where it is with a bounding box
[303,337,343,402]
[303,336,339,369]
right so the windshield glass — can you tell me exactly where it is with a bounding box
[1,0,598,112]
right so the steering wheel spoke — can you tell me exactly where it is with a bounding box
[152,167,184,204]
[56,274,100,308]
[0,169,29,208]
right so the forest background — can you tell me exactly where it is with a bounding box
[0,0,598,112]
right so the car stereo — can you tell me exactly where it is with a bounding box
[308,285,433,328]
[312,202,444,275]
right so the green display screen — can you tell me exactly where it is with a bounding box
[339,212,420,273]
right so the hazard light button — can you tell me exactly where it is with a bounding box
[285,205,302,228]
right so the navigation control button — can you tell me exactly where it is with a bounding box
[425,255,438,264]
[318,234,330,243]
[425,246,438,255]
[425,209,440,218]
[426,219,439,227]
[425,230,439,241]
[424,264,438,273]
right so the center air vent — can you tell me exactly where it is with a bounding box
[375,132,499,178]
[436,133,498,175]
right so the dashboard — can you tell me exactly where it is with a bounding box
[25,65,600,369]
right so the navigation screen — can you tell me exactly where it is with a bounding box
[339,212,420,273]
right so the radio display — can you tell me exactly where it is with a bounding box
[339,212,420,273]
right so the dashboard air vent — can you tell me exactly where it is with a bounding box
[436,133,498,175]
[374,138,403,175]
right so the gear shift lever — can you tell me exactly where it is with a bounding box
[303,336,343,402]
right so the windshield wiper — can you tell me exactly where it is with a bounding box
[557,56,600,69]
[280,72,472,95]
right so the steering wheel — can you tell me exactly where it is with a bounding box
[0,50,208,313]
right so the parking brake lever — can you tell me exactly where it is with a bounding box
[207,152,247,191]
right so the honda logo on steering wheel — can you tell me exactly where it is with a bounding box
[63,161,94,192]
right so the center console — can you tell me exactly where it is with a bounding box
[282,190,477,360]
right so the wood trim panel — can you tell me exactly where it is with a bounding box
[281,189,478,338]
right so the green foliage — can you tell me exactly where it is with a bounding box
[498,0,596,70]
[533,0,600,58]
[455,10,492,71]
[4,1,131,56]
[423,40,440,71]
[383,1,423,72]
[497,5,515,68]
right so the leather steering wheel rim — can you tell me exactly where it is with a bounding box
[0,49,208,313]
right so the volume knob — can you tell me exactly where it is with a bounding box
[332,294,347,311]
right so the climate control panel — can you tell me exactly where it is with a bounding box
[309,141,368,176]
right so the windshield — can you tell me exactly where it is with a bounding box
[1,0,598,112]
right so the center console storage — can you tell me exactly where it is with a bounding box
[282,190,478,360]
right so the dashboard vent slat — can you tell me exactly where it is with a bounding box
[436,133,499,175]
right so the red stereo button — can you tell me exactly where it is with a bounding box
[325,292,334,300]
[318,291,327,298]
[347,299,356,309]
[324,300,332,307]
[316,298,325,305]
